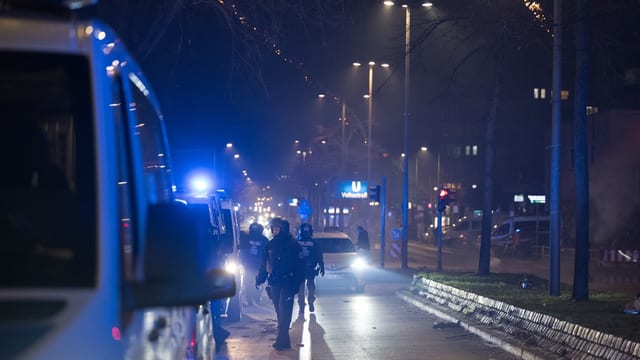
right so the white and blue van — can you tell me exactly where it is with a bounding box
[0,1,234,358]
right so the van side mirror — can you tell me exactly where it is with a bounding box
[129,202,235,309]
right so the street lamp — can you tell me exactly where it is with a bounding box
[414,146,428,199]
[318,93,348,172]
[384,0,433,269]
[353,61,390,186]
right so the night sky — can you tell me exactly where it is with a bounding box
[94,0,639,211]
[97,1,428,187]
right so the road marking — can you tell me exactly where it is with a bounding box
[299,313,311,360]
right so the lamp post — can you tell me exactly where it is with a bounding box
[384,1,432,269]
[353,61,390,186]
[414,146,428,199]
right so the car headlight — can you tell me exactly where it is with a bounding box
[350,257,367,269]
[225,260,238,274]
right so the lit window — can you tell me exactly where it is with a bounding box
[465,145,471,156]
[472,145,478,156]
[533,88,546,99]
[561,90,569,100]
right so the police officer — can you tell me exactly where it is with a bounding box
[296,223,324,314]
[356,225,370,252]
[255,218,304,350]
[241,222,269,304]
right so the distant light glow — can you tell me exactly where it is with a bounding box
[192,178,209,192]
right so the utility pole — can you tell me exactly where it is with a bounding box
[549,0,562,296]
[401,5,411,269]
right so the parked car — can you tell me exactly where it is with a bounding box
[442,216,482,247]
[314,231,367,293]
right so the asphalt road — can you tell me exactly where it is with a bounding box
[214,267,517,360]
[212,239,639,359]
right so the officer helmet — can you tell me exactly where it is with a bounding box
[269,217,290,235]
[249,222,264,235]
[299,223,313,239]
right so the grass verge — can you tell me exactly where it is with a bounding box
[411,271,640,343]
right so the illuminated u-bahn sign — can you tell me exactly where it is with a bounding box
[335,180,368,199]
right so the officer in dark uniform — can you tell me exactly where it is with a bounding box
[240,222,269,304]
[255,217,304,350]
[296,223,324,314]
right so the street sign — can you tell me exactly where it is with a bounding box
[528,195,546,204]
[297,198,312,220]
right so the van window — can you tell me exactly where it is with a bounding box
[454,218,481,231]
[0,51,97,287]
[129,80,173,203]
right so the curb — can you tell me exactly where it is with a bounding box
[396,290,553,360]
[396,278,640,360]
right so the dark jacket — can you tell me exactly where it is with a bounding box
[256,233,304,291]
[357,229,370,251]
[240,231,268,269]
[297,237,324,278]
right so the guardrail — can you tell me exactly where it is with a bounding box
[532,246,639,267]
[408,277,640,360]
[600,249,640,266]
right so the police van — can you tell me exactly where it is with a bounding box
[0,1,233,358]
[490,216,550,249]
[218,194,245,322]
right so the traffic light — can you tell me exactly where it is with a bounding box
[368,185,381,202]
[437,188,457,211]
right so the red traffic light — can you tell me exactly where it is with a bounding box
[438,188,450,200]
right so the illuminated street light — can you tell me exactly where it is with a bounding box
[352,60,390,187]
[414,146,428,198]
[384,0,434,269]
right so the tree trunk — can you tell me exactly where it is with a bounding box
[572,0,591,301]
[478,46,504,275]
